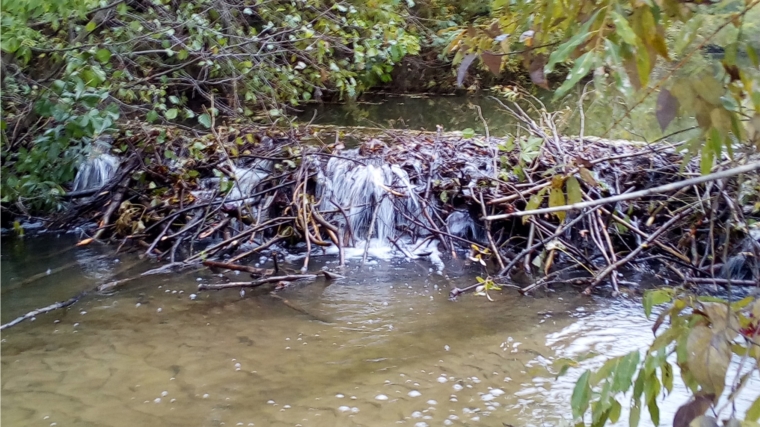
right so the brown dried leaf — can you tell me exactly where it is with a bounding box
[481,52,502,75]
[529,55,549,89]
[722,62,741,82]
[467,26,477,39]
[686,325,731,397]
[486,22,501,38]
[578,167,597,187]
[656,88,679,132]
[652,26,670,60]
[702,302,739,340]
[673,395,715,427]
[624,56,642,90]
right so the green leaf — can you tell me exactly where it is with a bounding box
[609,399,622,424]
[674,16,703,56]
[571,370,591,419]
[611,12,638,46]
[85,21,97,32]
[635,43,651,88]
[747,395,760,422]
[165,108,178,120]
[566,176,582,205]
[523,190,544,224]
[748,45,759,68]
[592,356,621,385]
[545,9,601,73]
[462,128,475,139]
[146,110,159,123]
[177,49,189,60]
[554,50,596,100]
[647,397,660,426]
[700,147,714,175]
[95,48,111,64]
[630,400,641,427]
[198,113,212,128]
[661,362,673,394]
[548,186,566,222]
[644,289,672,318]
[612,351,640,393]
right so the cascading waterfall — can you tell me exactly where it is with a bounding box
[317,155,410,244]
[446,209,485,243]
[193,146,481,268]
[225,162,271,208]
[72,140,119,192]
[315,151,450,266]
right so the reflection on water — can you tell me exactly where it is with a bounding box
[296,92,698,143]
[2,236,757,427]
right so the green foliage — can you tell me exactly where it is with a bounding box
[0,0,431,212]
[1,75,119,212]
[567,289,760,427]
[451,0,760,174]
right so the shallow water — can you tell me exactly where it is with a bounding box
[296,92,697,143]
[2,236,757,427]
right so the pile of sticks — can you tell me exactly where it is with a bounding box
[49,101,760,299]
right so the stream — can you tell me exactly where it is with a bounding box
[1,95,755,427]
[3,234,758,427]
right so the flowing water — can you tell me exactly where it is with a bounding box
[4,235,758,427]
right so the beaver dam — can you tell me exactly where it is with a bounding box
[5,99,759,329]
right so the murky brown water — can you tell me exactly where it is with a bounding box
[2,236,757,427]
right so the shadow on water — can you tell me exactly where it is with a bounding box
[296,91,690,143]
[3,236,758,427]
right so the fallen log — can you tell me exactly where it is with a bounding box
[198,274,319,290]
[485,161,760,221]
[202,260,274,276]
[1,293,83,330]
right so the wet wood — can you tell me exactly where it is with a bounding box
[198,274,319,290]
[1,294,84,330]
[202,260,273,276]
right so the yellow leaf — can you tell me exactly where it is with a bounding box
[578,167,597,187]
[76,238,94,247]
[692,74,724,106]
[686,325,731,397]
[651,28,670,60]
[523,191,544,224]
[549,187,566,222]
[550,175,565,189]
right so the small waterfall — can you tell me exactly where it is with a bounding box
[446,210,485,243]
[72,140,119,192]
[316,153,424,252]
[192,160,272,210]
[226,162,270,205]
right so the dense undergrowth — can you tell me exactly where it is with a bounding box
[0,0,495,213]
